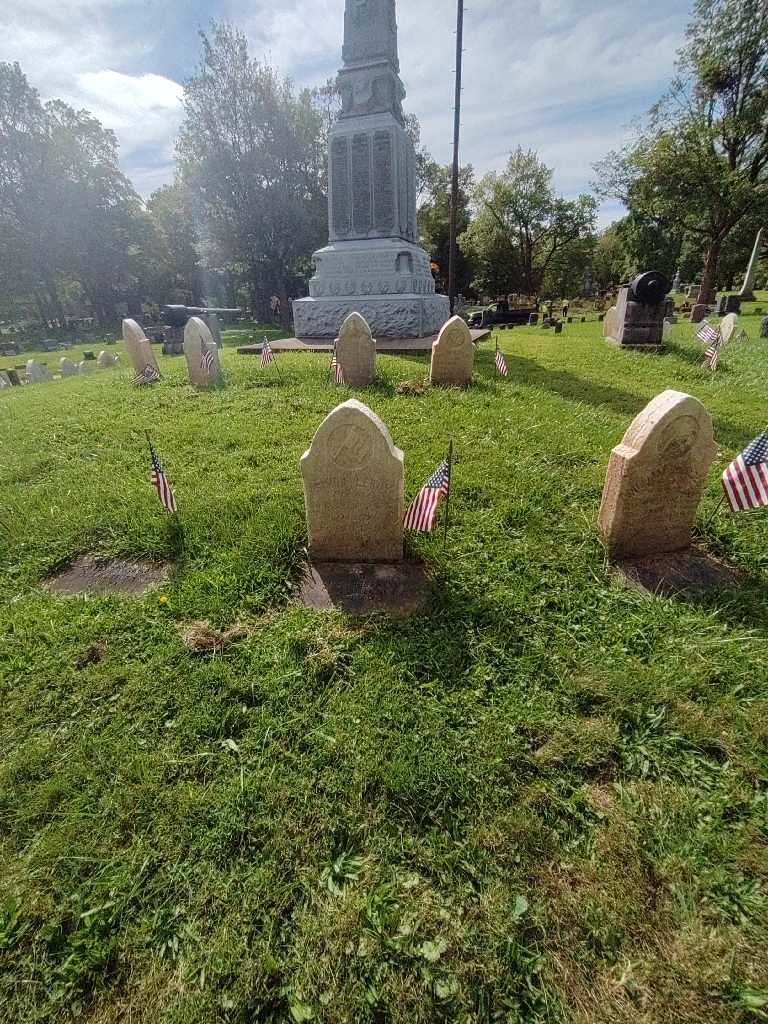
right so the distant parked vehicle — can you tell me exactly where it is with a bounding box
[467,300,537,328]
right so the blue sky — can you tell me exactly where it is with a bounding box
[2,0,693,229]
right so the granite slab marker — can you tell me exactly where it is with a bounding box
[59,357,79,377]
[292,0,449,340]
[335,311,376,386]
[598,390,717,560]
[430,315,474,386]
[300,399,404,561]
[122,318,160,379]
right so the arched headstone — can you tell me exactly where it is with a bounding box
[602,306,617,339]
[300,399,404,561]
[26,360,47,383]
[335,312,376,386]
[78,360,94,374]
[598,390,716,559]
[183,317,221,388]
[0,371,11,388]
[97,350,119,368]
[122,319,160,380]
[430,315,474,386]
[720,313,739,346]
[59,357,78,377]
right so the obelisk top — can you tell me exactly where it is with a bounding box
[343,0,399,70]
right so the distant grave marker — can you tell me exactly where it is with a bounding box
[335,312,376,386]
[123,319,161,380]
[183,317,221,389]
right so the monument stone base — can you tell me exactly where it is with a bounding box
[294,238,450,339]
[297,561,429,617]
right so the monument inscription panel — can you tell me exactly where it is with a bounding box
[373,131,395,233]
[352,133,372,236]
[332,137,352,238]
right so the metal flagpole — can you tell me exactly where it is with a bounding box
[448,0,464,316]
[704,494,726,528]
[495,336,499,376]
[443,440,454,550]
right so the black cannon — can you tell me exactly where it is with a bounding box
[161,306,241,354]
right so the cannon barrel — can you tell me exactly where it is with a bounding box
[163,305,241,327]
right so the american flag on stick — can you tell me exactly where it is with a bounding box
[696,321,720,346]
[330,346,344,384]
[722,432,768,512]
[703,336,722,371]
[133,364,160,386]
[261,334,274,367]
[495,343,508,377]
[404,456,451,532]
[147,436,177,514]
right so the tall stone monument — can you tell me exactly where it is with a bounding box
[292,0,449,340]
[739,228,764,302]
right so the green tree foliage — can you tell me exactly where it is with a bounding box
[461,148,597,299]
[591,223,628,291]
[417,161,474,295]
[596,0,768,303]
[0,62,156,326]
[177,23,328,319]
[146,183,202,306]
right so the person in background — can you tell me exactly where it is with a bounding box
[562,299,570,319]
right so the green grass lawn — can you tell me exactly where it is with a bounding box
[2,303,768,1023]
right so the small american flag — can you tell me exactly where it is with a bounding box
[330,346,344,384]
[722,432,768,512]
[261,334,274,367]
[703,336,722,370]
[404,457,450,532]
[148,437,177,514]
[133,364,160,386]
[201,344,216,374]
[495,346,508,377]
[696,321,720,346]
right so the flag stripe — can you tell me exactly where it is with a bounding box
[722,433,768,512]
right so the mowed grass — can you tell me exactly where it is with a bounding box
[1,303,768,1024]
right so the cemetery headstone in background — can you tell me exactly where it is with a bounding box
[335,312,376,386]
[59,358,78,377]
[602,306,617,338]
[430,315,474,386]
[26,360,50,383]
[300,399,404,562]
[690,304,708,324]
[123,319,161,379]
[598,389,716,561]
[0,371,10,388]
[718,295,741,317]
[97,351,119,368]
[720,313,739,346]
[605,271,668,350]
[78,361,94,374]
[183,317,221,389]
[761,316,768,339]
[739,228,763,302]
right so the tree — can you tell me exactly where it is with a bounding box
[596,0,768,304]
[461,148,597,299]
[417,161,474,294]
[146,183,202,305]
[0,61,155,326]
[591,223,629,291]
[177,23,328,319]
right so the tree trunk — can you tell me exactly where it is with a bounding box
[697,238,722,306]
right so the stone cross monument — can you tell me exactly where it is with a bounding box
[292,0,450,340]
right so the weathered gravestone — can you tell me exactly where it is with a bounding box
[430,315,474,386]
[720,313,739,346]
[183,317,221,389]
[97,350,119,368]
[123,318,160,379]
[78,360,94,374]
[59,357,79,377]
[602,306,617,338]
[598,390,716,560]
[761,316,768,339]
[687,284,700,299]
[606,272,668,350]
[300,399,404,561]
[26,360,51,383]
[690,304,708,324]
[717,295,741,317]
[0,371,10,388]
[4,369,21,386]
[335,311,376,386]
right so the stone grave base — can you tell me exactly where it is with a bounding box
[238,328,490,356]
[44,553,172,597]
[297,560,429,617]
[610,547,742,597]
[605,338,663,354]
